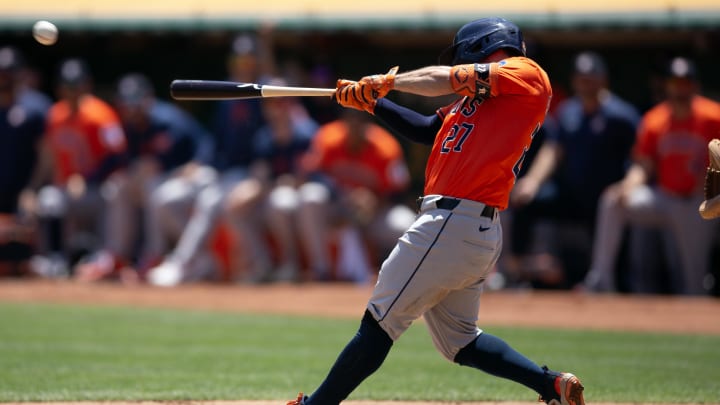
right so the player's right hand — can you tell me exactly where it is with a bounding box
[335,79,377,114]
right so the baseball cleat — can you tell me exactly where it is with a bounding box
[287,392,307,405]
[541,372,585,405]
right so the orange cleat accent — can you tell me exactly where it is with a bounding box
[540,373,585,405]
[287,392,307,405]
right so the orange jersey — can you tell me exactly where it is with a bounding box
[46,95,126,185]
[304,120,410,196]
[425,57,552,210]
[634,95,720,196]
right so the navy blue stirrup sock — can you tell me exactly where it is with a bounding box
[454,332,549,396]
[307,310,393,405]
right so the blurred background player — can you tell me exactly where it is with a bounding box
[505,51,639,289]
[74,73,214,282]
[144,33,275,286]
[211,33,275,174]
[584,57,720,295]
[297,109,415,283]
[0,46,52,115]
[225,83,318,283]
[31,58,126,276]
[495,116,557,288]
[0,46,48,277]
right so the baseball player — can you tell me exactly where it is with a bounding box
[34,58,126,273]
[584,57,720,295]
[288,17,585,405]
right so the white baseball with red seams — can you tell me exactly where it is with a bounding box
[32,20,58,46]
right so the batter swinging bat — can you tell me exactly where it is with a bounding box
[170,80,336,100]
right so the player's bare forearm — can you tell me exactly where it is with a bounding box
[524,142,560,185]
[393,66,455,97]
[622,160,652,191]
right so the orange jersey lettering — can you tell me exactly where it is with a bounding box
[424,57,552,209]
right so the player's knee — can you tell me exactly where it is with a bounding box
[268,185,300,212]
[36,186,67,218]
[424,321,477,362]
[225,180,262,216]
[453,336,480,366]
[359,309,393,348]
[298,181,330,205]
[433,340,464,363]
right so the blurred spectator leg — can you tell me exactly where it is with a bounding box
[664,194,717,295]
[33,185,69,277]
[143,178,192,268]
[266,184,301,282]
[143,167,217,285]
[157,182,223,284]
[555,221,593,288]
[65,185,105,268]
[74,173,136,282]
[336,226,373,284]
[584,187,629,292]
[500,184,562,289]
[104,174,136,260]
[587,185,669,293]
[297,181,333,281]
[226,178,273,283]
[627,226,669,294]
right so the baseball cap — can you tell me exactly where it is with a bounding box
[573,51,607,76]
[58,58,90,85]
[665,57,697,80]
[116,73,153,105]
[0,46,23,72]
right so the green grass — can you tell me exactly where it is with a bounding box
[0,302,718,403]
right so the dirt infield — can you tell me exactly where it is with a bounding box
[1,279,719,335]
[1,279,719,405]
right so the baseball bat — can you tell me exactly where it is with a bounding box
[170,80,336,100]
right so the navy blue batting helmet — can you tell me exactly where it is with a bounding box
[438,17,526,65]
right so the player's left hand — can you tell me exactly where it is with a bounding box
[335,79,377,114]
[359,66,399,99]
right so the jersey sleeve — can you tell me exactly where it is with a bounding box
[436,99,463,121]
[489,57,550,98]
[93,100,126,153]
[633,114,659,161]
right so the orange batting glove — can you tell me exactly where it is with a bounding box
[335,79,377,114]
[359,66,399,99]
